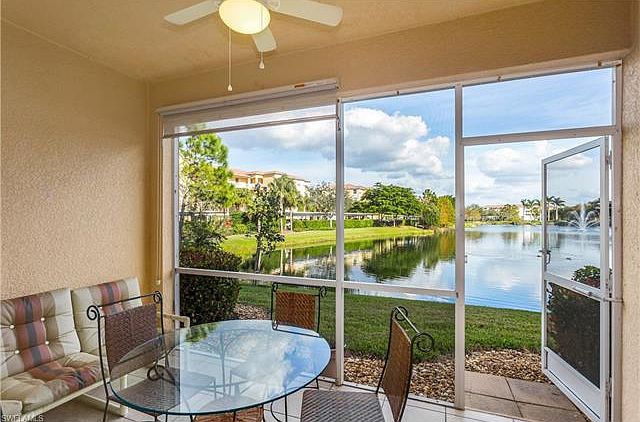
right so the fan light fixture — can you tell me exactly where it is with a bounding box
[219,0,271,35]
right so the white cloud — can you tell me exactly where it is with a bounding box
[344,108,450,179]
[223,107,453,189]
[466,138,599,204]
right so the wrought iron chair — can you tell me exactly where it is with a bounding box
[267,283,328,421]
[299,306,434,422]
[88,291,263,422]
[270,282,326,333]
[87,291,178,422]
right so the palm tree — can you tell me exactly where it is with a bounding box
[269,176,300,233]
[521,199,531,220]
[551,196,566,221]
[232,188,253,211]
[531,198,541,221]
[546,196,556,221]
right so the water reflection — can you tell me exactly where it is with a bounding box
[238,225,600,312]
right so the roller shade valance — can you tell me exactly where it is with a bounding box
[160,79,338,137]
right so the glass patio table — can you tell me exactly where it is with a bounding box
[109,319,331,417]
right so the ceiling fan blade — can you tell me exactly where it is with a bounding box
[252,28,277,52]
[268,0,343,27]
[164,0,220,25]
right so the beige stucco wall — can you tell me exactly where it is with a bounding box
[0,23,150,299]
[621,2,640,420]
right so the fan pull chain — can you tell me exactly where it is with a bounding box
[258,5,265,70]
[227,27,233,92]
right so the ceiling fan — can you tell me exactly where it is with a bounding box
[164,0,344,53]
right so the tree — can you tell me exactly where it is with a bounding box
[269,176,300,233]
[437,195,455,227]
[546,196,557,221]
[520,199,531,220]
[231,188,253,211]
[179,134,234,241]
[498,204,521,223]
[551,196,566,221]
[420,189,441,228]
[245,185,285,271]
[530,199,541,221]
[465,204,483,222]
[360,183,422,226]
[307,182,337,228]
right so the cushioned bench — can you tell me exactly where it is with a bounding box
[0,277,186,422]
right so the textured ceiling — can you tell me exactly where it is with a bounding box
[2,0,537,81]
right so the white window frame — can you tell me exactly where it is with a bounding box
[162,61,623,419]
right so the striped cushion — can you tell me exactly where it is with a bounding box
[1,288,80,378]
[71,278,142,354]
[0,352,101,413]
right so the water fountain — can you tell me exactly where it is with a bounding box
[567,202,599,230]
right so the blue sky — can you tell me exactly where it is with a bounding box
[218,68,612,205]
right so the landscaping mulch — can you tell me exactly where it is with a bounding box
[233,303,547,403]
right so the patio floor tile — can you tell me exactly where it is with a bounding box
[507,378,576,410]
[465,392,522,418]
[518,402,587,422]
[465,371,514,400]
[401,403,445,421]
[40,399,130,422]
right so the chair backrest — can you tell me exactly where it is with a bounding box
[376,307,434,422]
[86,291,164,390]
[270,283,325,332]
[104,303,159,377]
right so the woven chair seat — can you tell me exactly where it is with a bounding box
[194,406,264,422]
[109,377,181,415]
[300,390,385,422]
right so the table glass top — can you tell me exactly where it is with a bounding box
[109,319,331,416]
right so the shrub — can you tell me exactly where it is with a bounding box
[293,219,331,231]
[179,248,242,325]
[292,219,374,231]
[229,211,252,235]
[345,219,374,229]
[181,217,227,249]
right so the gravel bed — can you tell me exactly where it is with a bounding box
[232,303,270,320]
[345,354,455,402]
[233,304,547,402]
[345,349,548,402]
[466,349,549,383]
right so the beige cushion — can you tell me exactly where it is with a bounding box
[1,288,81,379]
[0,352,101,413]
[0,400,23,417]
[71,278,142,354]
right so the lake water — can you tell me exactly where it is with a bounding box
[246,225,601,312]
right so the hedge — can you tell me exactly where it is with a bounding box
[292,219,374,232]
[179,248,242,325]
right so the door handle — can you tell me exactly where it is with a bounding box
[539,249,551,264]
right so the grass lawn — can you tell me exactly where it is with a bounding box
[222,226,434,257]
[237,283,540,362]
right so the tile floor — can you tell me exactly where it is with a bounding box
[41,377,579,422]
[465,371,586,422]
